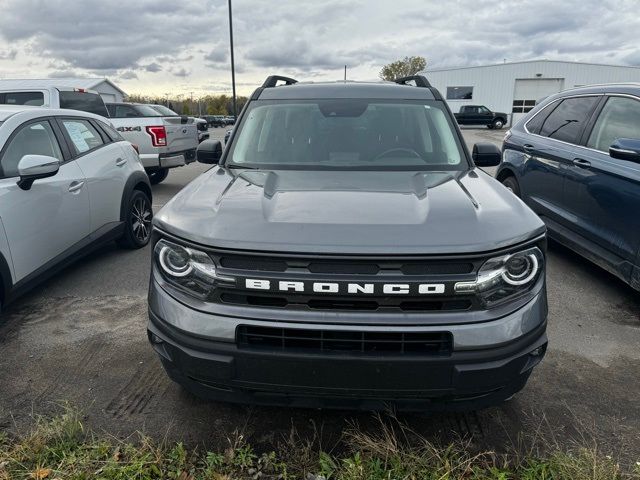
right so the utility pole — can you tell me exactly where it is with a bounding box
[344,65,347,81]
[228,0,237,117]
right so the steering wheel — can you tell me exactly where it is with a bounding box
[374,147,421,160]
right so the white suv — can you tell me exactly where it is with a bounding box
[0,106,153,312]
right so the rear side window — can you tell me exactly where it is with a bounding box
[525,101,559,134]
[587,96,640,153]
[58,90,109,117]
[538,96,599,144]
[0,91,44,106]
[61,119,105,154]
[0,121,62,178]
[97,120,124,142]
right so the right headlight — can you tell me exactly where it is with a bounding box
[454,247,544,307]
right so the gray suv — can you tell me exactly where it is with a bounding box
[148,75,548,411]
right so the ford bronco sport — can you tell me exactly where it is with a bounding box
[147,75,548,411]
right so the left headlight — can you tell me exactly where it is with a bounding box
[454,247,544,307]
[154,239,233,298]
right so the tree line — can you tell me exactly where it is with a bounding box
[127,93,248,116]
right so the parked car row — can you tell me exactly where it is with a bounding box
[0,81,201,185]
[1,74,638,414]
[200,115,235,127]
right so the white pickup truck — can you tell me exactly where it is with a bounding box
[105,102,199,184]
[0,80,199,185]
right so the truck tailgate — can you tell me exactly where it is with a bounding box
[163,117,198,152]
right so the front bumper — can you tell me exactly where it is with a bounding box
[148,278,548,411]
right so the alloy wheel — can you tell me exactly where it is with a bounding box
[132,196,152,242]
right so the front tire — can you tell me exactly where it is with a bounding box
[492,119,504,129]
[501,175,521,197]
[148,168,169,185]
[118,190,153,249]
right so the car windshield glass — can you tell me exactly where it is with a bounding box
[227,99,467,170]
[151,105,179,116]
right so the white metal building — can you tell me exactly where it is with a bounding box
[424,60,640,125]
[0,77,126,103]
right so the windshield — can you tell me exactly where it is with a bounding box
[151,105,179,116]
[227,100,467,170]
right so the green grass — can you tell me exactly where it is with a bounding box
[0,407,638,480]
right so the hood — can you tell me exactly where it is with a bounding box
[154,168,545,255]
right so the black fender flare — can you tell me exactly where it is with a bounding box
[120,171,153,222]
[0,251,12,305]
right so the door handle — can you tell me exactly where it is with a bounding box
[572,158,591,169]
[115,157,127,167]
[68,181,84,193]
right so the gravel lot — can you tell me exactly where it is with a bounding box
[1,126,639,461]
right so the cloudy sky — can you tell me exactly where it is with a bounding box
[0,0,639,97]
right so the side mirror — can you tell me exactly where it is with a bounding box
[17,154,60,190]
[197,139,223,164]
[472,143,501,167]
[609,138,640,163]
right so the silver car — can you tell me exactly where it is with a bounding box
[0,106,153,313]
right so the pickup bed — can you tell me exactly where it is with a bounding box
[106,102,199,184]
[454,105,508,129]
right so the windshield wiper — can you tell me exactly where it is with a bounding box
[226,164,260,170]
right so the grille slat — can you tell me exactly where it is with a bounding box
[237,326,452,356]
[220,292,472,312]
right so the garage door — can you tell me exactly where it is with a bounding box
[512,78,564,124]
[99,93,116,103]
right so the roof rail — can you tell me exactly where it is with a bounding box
[394,75,432,88]
[262,75,298,88]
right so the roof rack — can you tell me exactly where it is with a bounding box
[394,75,432,88]
[262,75,298,88]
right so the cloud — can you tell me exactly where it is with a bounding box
[173,68,190,78]
[119,70,138,80]
[204,49,228,64]
[0,0,226,71]
[0,49,17,60]
[1,0,640,94]
[143,62,162,73]
[48,70,87,78]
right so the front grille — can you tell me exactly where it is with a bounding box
[210,251,485,313]
[237,325,453,356]
[220,292,472,312]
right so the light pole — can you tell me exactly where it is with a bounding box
[228,0,237,117]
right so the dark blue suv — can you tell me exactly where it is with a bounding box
[498,84,640,291]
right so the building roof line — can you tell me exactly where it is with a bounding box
[425,59,640,73]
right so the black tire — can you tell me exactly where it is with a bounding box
[148,168,169,185]
[492,118,505,130]
[118,190,153,249]
[501,175,521,197]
